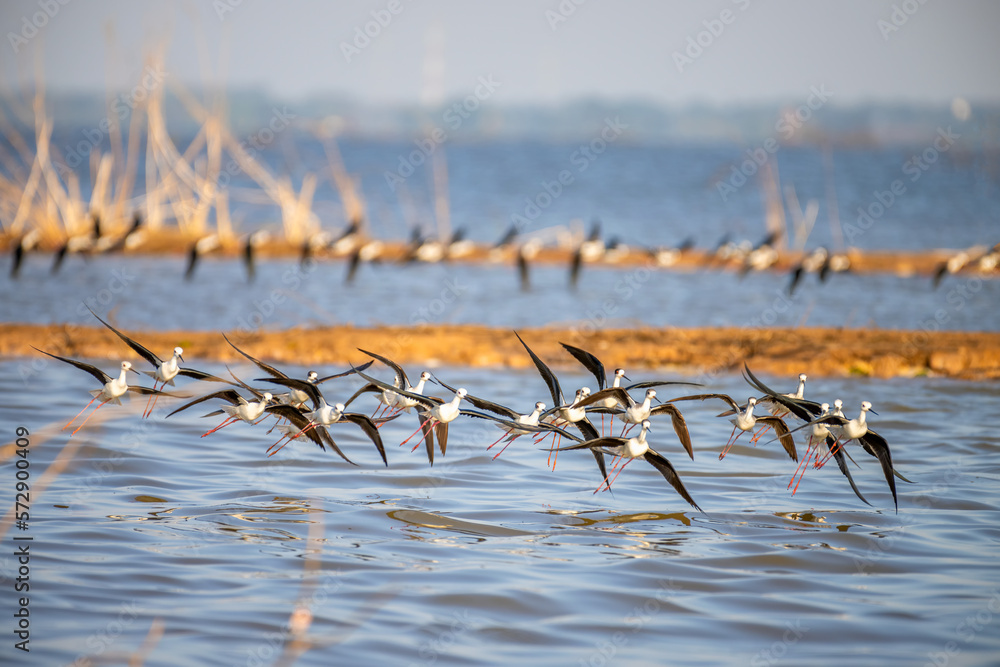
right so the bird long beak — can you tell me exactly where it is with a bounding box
[179,354,185,363]
[128,367,141,375]
[623,374,631,382]
[869,408,879,415]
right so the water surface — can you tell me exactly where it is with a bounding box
[3,361,998,665]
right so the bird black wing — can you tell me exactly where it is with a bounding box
[742,365,823,422]
[560,342,606,390]
[434,376,518,419]
[644,449,702,511]
[573,387,633,410]
[624,380,702,392]
[33,347,111,385]
[858,429,898,512]
[342,412,388,467]
[648,403,695,460]
[223,333,287,379]
[316,360,374,384]
[358,348,409,388]
[350,365,440,409]
[167,389,245,417]
[661,392,740,413]
[257,376,324,411]
[829,436,871,506]
[87,306,163,368]
[514,331,563,407]
[756,416,797,462]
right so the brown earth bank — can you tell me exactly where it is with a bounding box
[2,323,998,380]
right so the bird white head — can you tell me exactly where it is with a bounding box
[861,401,876,415]
[121,361,133,371]
[173,347,184,359]
[334,403,346,413]
[262,392,273,402]
[820,402,830,413]
[534,401,546,411]
[646,389,657,399]
[579,387,591,398]
[420,371,432,381]
[614,368,626,378]
[456,388,468,399]
[641,419,652,431]
[799,373,807,382]
[307,371,318,382]
[834,399,843,410]
[747,397,757,407]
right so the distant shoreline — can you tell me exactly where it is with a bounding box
[2,323,997,380]
[1,229,989,278]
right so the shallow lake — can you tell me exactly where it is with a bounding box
[3,359,998,666]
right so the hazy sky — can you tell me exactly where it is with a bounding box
[2,0,998,106]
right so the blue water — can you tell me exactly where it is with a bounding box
[3,134,999,665]
[1,361,998,666]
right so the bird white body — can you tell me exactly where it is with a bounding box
[613,420,652,460]
[222,392,272,423]
[395,372,432,413]
[499,402,546,437]
[306,401,346,427]
[555,388,591,425]
[92,361,133,404]
[592,369,627,410]
[620,389,657,425]
[837,401,873,442]
[425,388,467,424]
[146,347,184,385]
[730,397,758,432]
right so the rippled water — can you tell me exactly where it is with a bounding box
[3,360,999,666]
[5,254,1000,333]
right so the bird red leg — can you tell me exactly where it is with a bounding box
[750,423,772,444]
[410,420,435,452]
[549,433,562,471]
[789,435,815,495]
[143,380,163,419]
[267,435,293,457]
[719,424,741,460]
[492,435,521,461]
[202,416,238,437]
[595,458,632,493]
[485,430,510,450]
[400,420,427,447]
[816,438,844,469]
[64,396,98,430]
[71,400,105,435]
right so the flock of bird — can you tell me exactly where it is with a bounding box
[32,309,910,513]
[9,211,998,296]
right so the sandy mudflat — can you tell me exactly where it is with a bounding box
[2,322,997,380]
